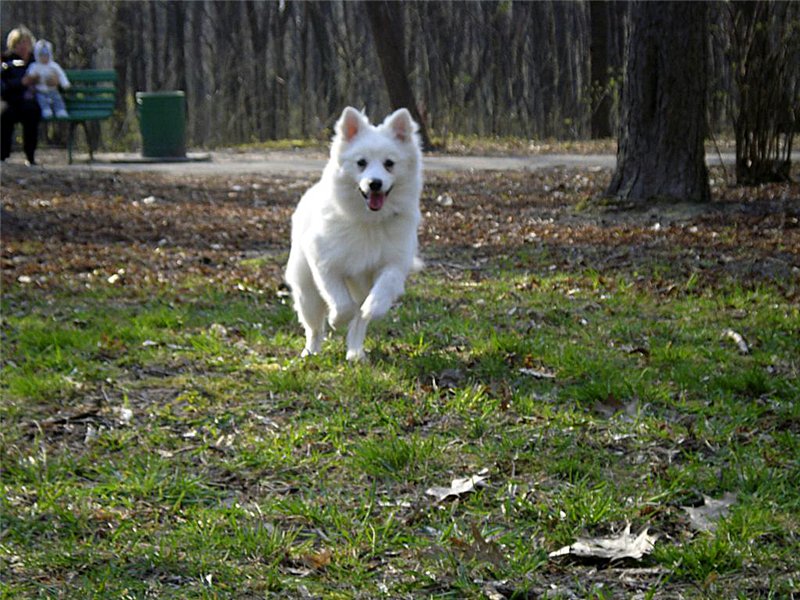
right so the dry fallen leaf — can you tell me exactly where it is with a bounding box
[519,367,556,379]
[549,523,658,561]
[425,470,489,502]
[593,393,639,420]
[436,193,454,207]
[112,406,133,426]
[433,368,465,389]
[723,329,749,354]
[300,548,331,570]
[449,522,506,568]
[682,492,737,533]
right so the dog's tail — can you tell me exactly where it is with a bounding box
[411,256,425,274]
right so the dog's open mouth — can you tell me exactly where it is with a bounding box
[361,187,392,211]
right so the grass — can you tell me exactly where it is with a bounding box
[2,184,799,597]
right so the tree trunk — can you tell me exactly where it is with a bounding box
[364,0,431,149]
[112,2,132,112]
[589,1,612,138]
[148,1,161,90]
[273,3,290,140]
[167,2,187,93]
[728,1,798,185]
[607,1,710,203]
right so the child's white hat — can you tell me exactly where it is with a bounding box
[34,39,53,61]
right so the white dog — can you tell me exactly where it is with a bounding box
[285,107,423,361]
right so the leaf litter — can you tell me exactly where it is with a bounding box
[425,470,489,502]
[723,329,750,354]
[2,165,798,296]
[682,492,738,533]
[2,160,798,597]
[449,522,506,569]
[549,523,658,562]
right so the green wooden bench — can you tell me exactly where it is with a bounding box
[43,69,118,164]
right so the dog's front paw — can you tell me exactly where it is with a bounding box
[329,302,356,330]
[346,348,366,362]
[360,294,391,322]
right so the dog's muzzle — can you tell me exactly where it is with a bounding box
[360,179,392,211]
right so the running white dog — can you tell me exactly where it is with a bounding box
[285,107,423,361]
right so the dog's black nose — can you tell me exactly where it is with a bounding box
[369,179,383,191]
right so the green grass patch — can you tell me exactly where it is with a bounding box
[2,253,798,598]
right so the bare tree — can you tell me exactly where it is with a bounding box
[167,2,187,94]
[589,1,612,138]
[272,2,291,140]
[726,0,798,184]
[3,0,722,150]
[607,1,711,203]
[364,1,431,149]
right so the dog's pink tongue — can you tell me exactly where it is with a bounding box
[368,192,385,211]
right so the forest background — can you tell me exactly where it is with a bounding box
[3,0,775,149]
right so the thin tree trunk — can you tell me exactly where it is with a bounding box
[607,1,710,203]
[590,0,612,138]
[167,2,187,93]
[364,0,431,149]
[729,1,797,184]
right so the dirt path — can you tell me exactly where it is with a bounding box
[3,151,798,296]
[4,148,761,177]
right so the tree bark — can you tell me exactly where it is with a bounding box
[272,3,290,140]
[365,0,432,149]
[607,1,710,203]
[729,1,797,184]
[147,1,161,90]
[589,1,612,138]
[112,2,132,112]
[167,2,187,94]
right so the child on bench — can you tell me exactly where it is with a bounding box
[26,39,70,118]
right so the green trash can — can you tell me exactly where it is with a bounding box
[136,91,186,158]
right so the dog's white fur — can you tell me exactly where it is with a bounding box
[285,106,423,361]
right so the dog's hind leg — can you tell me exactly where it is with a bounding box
[297,288,327,356]
[346,315,369,361]
[288,258,327,356]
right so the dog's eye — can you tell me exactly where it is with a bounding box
[356,158,367,169]
[384,159,395,170]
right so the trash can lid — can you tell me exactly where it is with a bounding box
[136,91,185,100]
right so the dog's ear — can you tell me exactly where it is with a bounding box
[384,108,417,143]
[336,107,366,143]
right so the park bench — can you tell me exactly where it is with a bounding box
[44,69,118,164]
